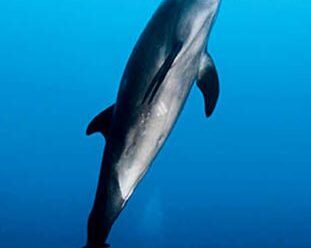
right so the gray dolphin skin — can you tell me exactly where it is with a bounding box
[84,0,221,247]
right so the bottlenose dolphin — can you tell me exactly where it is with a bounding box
[85,0,221,247]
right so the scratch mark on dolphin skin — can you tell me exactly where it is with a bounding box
[125,143,136,156]
[157,135,165,148]
[156,101,168,117]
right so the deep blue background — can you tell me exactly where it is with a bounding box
[0,0,310,247]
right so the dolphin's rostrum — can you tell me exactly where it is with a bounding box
[84,0,221,247]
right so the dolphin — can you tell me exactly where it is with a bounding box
[84,0,221,247]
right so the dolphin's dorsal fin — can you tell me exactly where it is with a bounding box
[197,52,220,117]
[86,104,115,139]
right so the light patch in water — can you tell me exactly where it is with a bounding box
[138,190,164,239]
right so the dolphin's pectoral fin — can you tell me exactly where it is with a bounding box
[142,41,183,104]
[197,52,220,118]
[86,104,115,139]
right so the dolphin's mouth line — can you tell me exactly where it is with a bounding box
[142,41,183,105]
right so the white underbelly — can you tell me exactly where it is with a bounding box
[116,77,193,201]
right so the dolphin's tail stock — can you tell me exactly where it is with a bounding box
[84,156,125,248]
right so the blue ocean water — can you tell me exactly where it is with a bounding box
[0,0,310,247]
